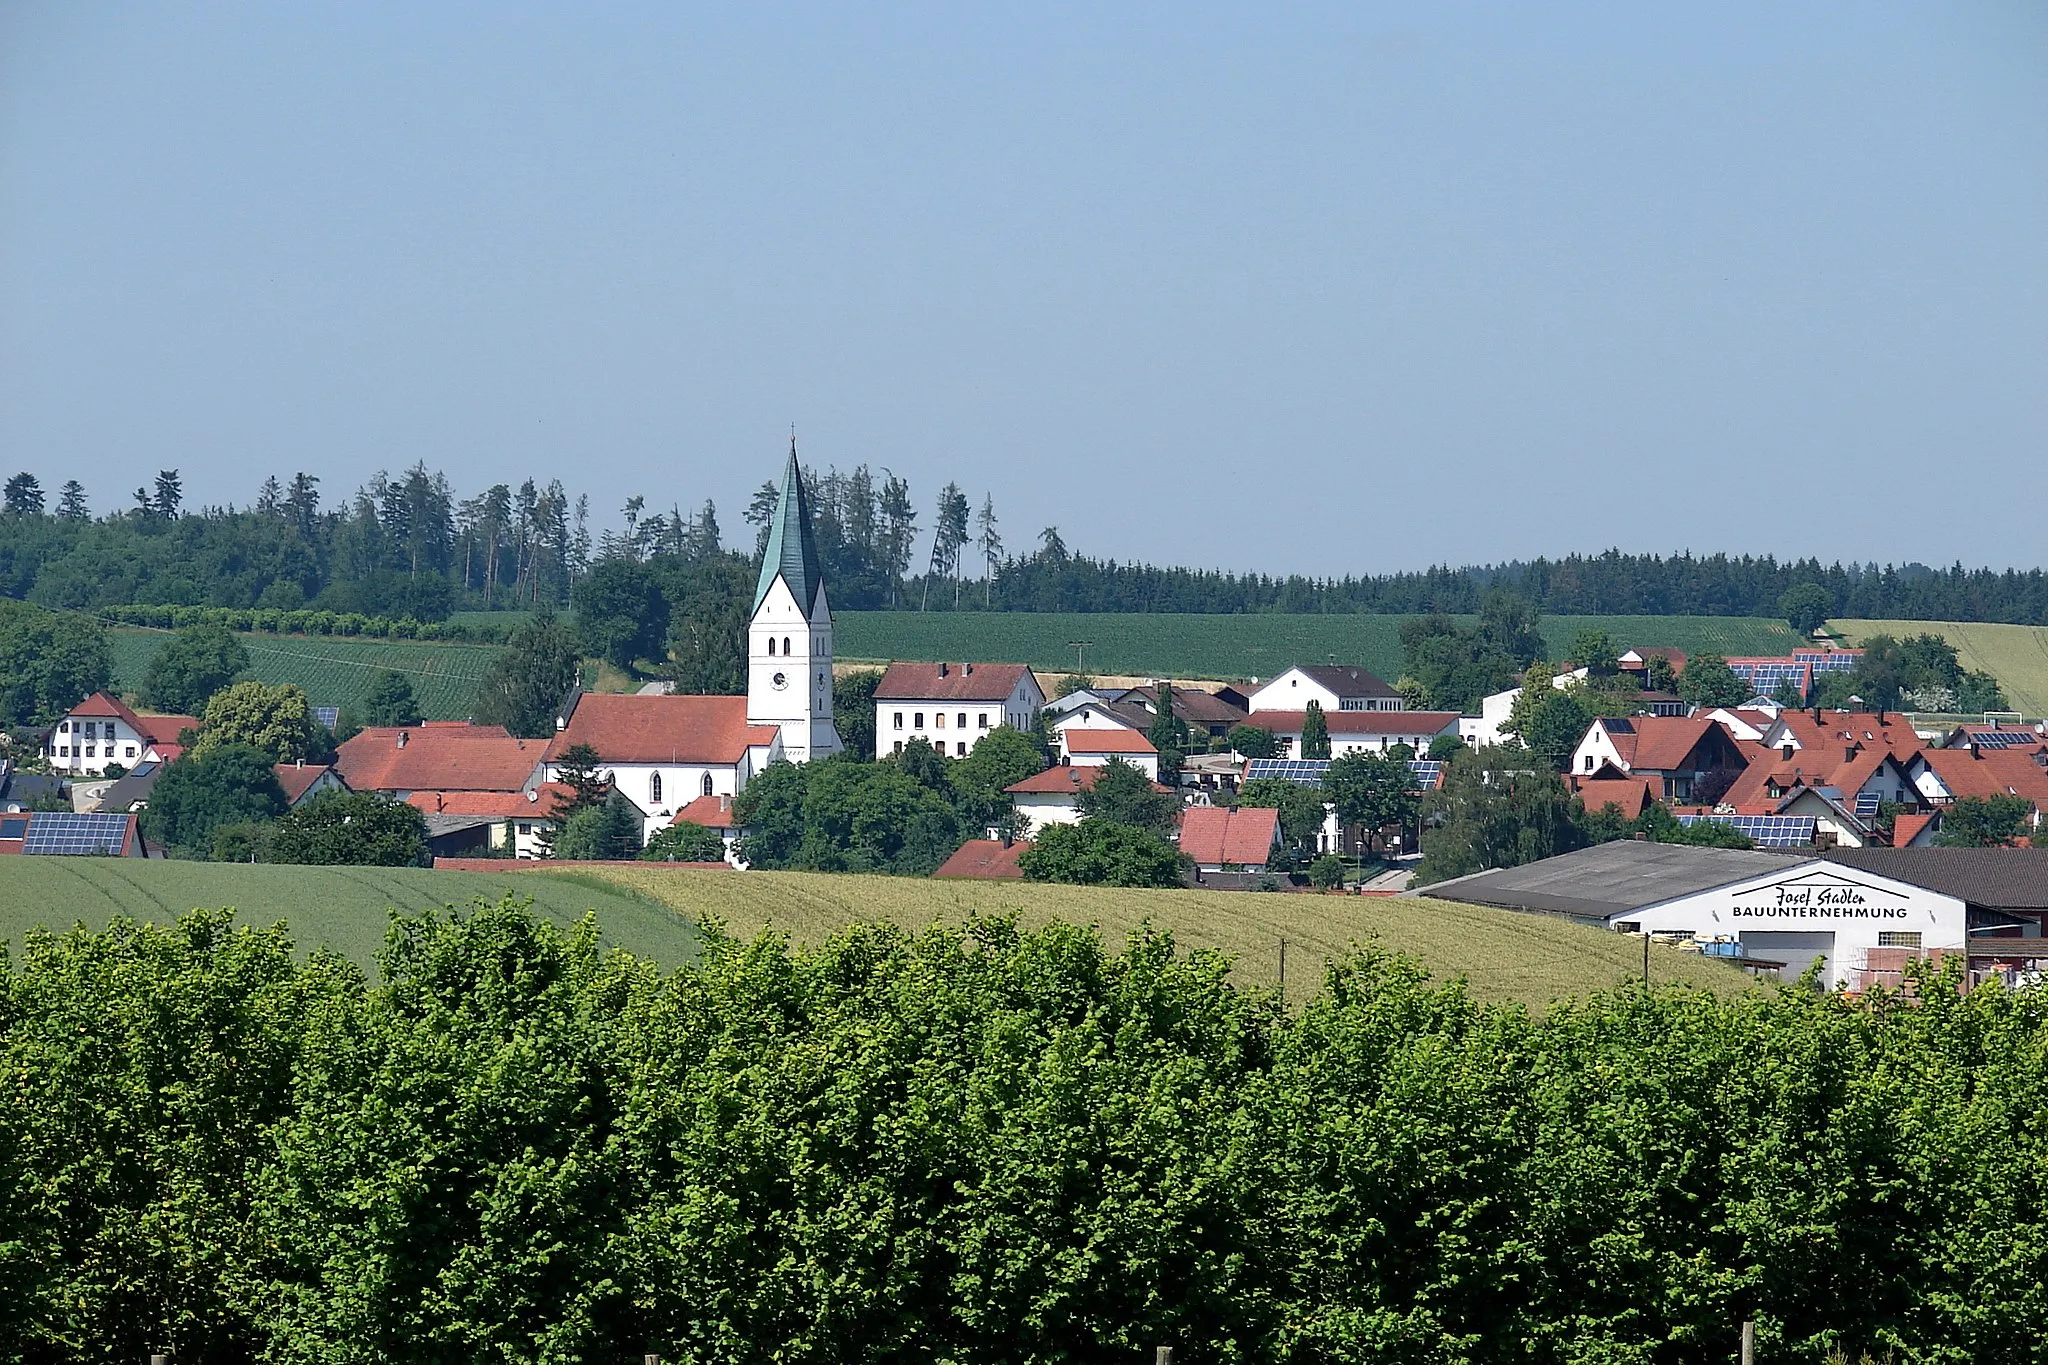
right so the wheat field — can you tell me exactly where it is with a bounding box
[1836,619,2048,717]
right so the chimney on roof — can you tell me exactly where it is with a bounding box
[396,730,408,749]
[1970,741,1981,760]
[963,662,971,676]
[938,662,948,678]
[1001,831,1013,849]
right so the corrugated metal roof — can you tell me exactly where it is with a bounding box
[1421,841,1798,921]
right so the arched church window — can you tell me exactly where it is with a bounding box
[783,636,792,655]
[767,637,776,655]
[701,772,714,796]
[650,772,662,804]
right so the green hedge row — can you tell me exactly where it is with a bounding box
[100,603,518,642]
[9,902,2046,1363]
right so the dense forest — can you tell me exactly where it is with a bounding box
[9,900,2048,1364]
[7,463,2048,624]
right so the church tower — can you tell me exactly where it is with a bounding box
[747,444,842,761]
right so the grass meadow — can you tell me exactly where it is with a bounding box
[0,859,699,972]
[1836,619,2048,717]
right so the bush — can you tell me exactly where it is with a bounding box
[641,820,726,863]
[1307,853,1345,890]
[1018,820,1186,887]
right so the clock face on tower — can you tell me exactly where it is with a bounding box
[771,672,788,690]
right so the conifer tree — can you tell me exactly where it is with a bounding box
[1301,699,1331,759]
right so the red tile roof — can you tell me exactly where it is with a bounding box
[66,692,195,745]
[1246,710,1461,736]
[875,662,1034,702]
[1625,717,1726,771]
[1917,749,2048,810]
[670,792,740,830]
[1892,812,1937,846]
[336,724,548,793]
[1177,805,1281,867]
[1571,776,1659,821]
[1063,729,1158,755]
[933,838,1030,880]
[1006,764,1170,794]
[273,763,338,805]
[404,783,575,821]
[545,695,779,766]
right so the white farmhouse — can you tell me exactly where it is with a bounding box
[874,662,1044,759]
[44,693,196,776]
[1248,665,1404,714]
[1248,709,1460,758]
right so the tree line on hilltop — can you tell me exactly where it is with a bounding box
[7,900,2048,1363]
[9,463,2048,625]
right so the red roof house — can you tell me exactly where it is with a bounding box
[934,837,1030,880]
[336,723,548,796]
[545,695,781,767]
[1177,805,1282,871]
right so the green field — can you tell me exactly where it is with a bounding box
[109,629,505,720]
[836,611,1806,682]
[1836,619,2048,717]
[0,860,698,973]
[567,865,1750,1008]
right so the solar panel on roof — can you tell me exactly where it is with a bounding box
[22,812,133,856]
[313,706,340,729]
[1968,730,2041,750]
[1854,791,1882,819]
[1675,813,1816,848]
[0,815,27,841]
[1407,759,1445,790]
[1245,758,1331,787]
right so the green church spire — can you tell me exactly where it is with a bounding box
[752,441,825,616]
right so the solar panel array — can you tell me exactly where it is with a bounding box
[1792,651,1861,672]
[1408,759,1445,790]
[1245,758,1331,787]
[313,706,340,730]
[1967,730,2043,750]
[22,811,133,856]
[1675,813,1817,848]
[1728,661,1810,692]
[1853,790,1882,820]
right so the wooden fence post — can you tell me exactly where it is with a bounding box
[1740,1319,1754,1365]
[1156,1348,1174,1365]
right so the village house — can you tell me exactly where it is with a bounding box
[404,783,577,859]
[1248,709,1461,758]
[933,837,1030,881]
[1108,684,1251,741]
[873,662,1044,759]
[1005,762,1171,827]
[335,723,550,799]
[1570,715,1751,804]
[43,693,195,776]
[1057,729,1160,779]
[664,791,745,863]
[1248,664,1404,714]
[1176,804,1282,873]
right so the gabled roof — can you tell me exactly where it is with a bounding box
[1053,701,1153,732]
[1006,764,1170,795]
[65,692,195,745]
[545,694,780,766]
[336,724,547,793]
[1913,748,2048,811]
[1247,710,1461,736]
[1892,812,1937,847]
[1282,665,1399,698]
[1177,805,1281,866]
[1623,717,1732,771]
[1111,686,1249,726]
[273,763,340,805]
[752,444,825,616]
[1063,729,1158,755]
[1617,647,1688,671]
[670,792,740,830]
[875,662,1034,702]
[1823,847,2048,911]
[934,838,1030,880]
[1571,775,1660,822]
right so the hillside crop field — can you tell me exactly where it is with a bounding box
[109,629,504,720]
[1836,619,2048,718]
[564,864,1750,1008]
[836,611,1806,682]
[0,859,698,972]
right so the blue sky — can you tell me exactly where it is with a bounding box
[2,2,2043,577]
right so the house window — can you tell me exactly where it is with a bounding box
[894,712,904,729]
[957,712,967,728]
[701,773,714,796]
[893,741,904,755]
[1584,756,1594,771]
[124,747,136,758]
[1340,698,1365,711]
[85,746,96,758]
[934,713,946,729]
[978,713,990,729]
[957,742,967,757]
[517,822,531,835]
[1878,931,1923,949]
[650,772,662,804]
[914,712,924,728]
